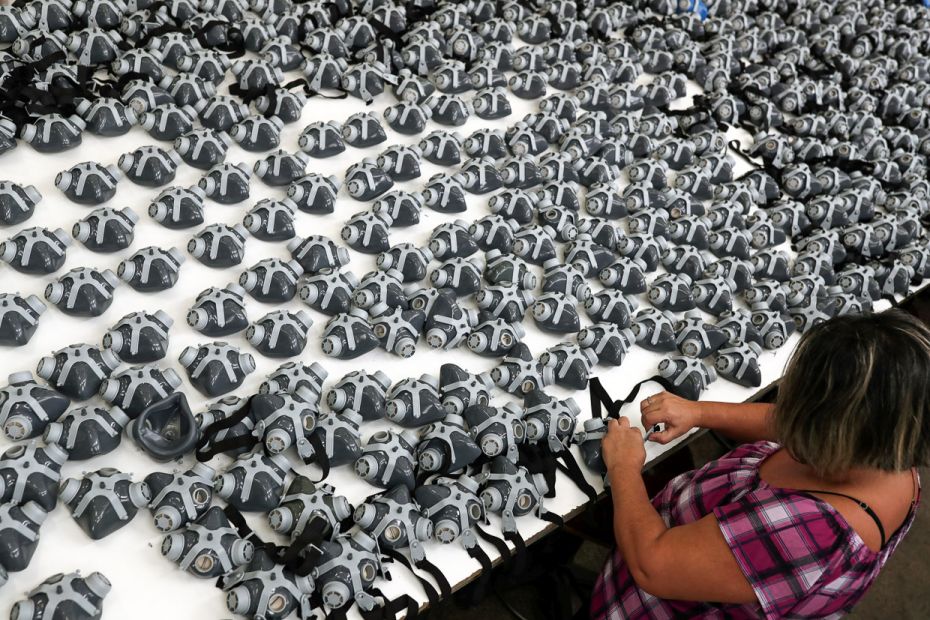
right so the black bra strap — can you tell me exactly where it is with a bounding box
[795,489,887,548]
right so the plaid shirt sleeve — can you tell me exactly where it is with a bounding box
[714,490,853,620]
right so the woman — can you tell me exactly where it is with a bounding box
[591,310,929,619]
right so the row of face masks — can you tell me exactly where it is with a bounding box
[0,429,545,618]
[3,223,905,392]
[216,461,548,617]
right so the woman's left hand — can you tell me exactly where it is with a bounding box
[602,417,647,474]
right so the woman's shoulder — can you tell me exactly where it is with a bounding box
[682,440,781,487]
[713,488,880,618]
[655,441,782,520]
[715,481,856,543]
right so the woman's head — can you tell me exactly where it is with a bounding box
[774,310,930,476]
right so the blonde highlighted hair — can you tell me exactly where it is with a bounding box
[773,310,930,476]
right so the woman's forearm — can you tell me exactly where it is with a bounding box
[608,464,668,585]
[697,401,776,442]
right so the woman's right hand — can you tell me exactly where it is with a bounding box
[640,392,704,444]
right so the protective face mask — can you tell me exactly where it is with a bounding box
[55,161,120,205]
[247,310,313,358]
[222,547,314,619]
[249,391,318,461]
[99,364,182,417]
[253,150,309,187]
[59,468,150,540]
[118,145,181,187]
[145,463,215,531]
[311,531,382,612]
[577,323,636,366]
[321,310,380,360]
[178,342,255,397]
[187,285,249,337]
[0,294,47,347]
[0,227,70,275]
[674,312,729,359]
[148,186,206,230]
[175,128,231,170]
[214,448,291,513]
[243,198,297,242]
[355,430,419,491]
[162,505,254,579]
[36,343,119,401]
[239,258,303,303]
[117,246,185,292]
[0,181,41,226]
[198,162,252,203]
[149,186,206,230]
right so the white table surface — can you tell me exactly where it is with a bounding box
[0,67,911,618]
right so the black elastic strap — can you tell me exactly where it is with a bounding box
[357,592,419,620]
[589,377,620,420]
[255,83,282,118]
[114,70,155,90]
[366,16,404,51]
[415,555,452,598]
[556,451,598,504]
[228,81,267,104]
[289,77,349,100]
[381,548,439,608]
[728,138,765,173]
[475,525,512,562]
[222,505,281,559]
[502,530,527,574]
[196,396,256,461]
[591,375,676,438]
[223,504,255,539]
[517,443,558,499]
[135,22,182,48]
[613,374,684,411]
[281,515,329,577]
[539,510,564,527]
[327,605,349,620]
[0,52,69,130]
[281,77,310,90]
[308,432,331,481]
[465,543,494,603]
[196,432,258,460]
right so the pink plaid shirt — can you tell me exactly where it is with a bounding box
[591,441,920,619]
